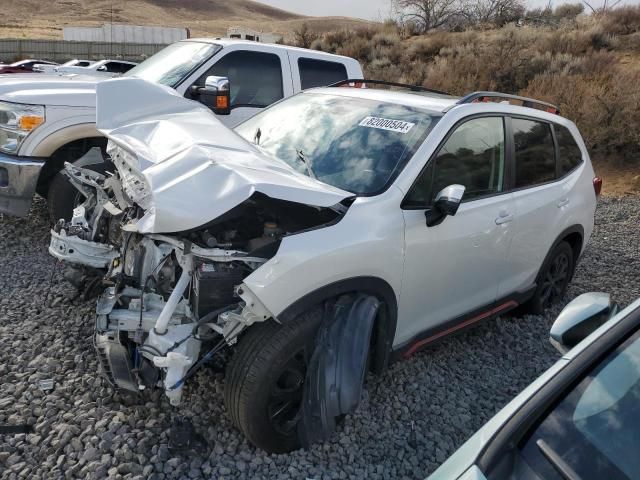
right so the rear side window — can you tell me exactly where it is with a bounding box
[556,125,583,176]
[206,51,284,107]
[298,58,347,90]
[513,118,556,188]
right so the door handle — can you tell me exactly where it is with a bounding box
[495,212,514,225]
[557,198,570,208]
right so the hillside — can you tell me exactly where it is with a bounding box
[301,10,640,195]
[0,0,372,40]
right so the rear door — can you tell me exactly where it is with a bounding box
[502,117,569,297]
[289,55,349,91]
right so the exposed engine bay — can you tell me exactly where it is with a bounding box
[49,144,347,406]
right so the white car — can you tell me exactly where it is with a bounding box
[430,292,639,480]
[32,59,93,74]
[53,59,137,77]
[48,78,599,453]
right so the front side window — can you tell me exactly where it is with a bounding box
[556,124,583,176]
[404,116,505,207]
[519,329,640,480]
[199,51,283,108]
[125,41,221,88]
[235,92,440,195]
[514,118,556,188]
[298,58,348,90]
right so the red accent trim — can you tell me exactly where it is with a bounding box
[403,300,519,358]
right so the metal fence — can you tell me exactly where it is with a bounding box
[0,39,167,63]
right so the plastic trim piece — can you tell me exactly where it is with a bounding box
[299,294,380,446]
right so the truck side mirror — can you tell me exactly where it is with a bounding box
[550,292,619,354]
[425,184,465,227]
[193,76,231,115]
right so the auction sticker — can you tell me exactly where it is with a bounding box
[359,116,415,134]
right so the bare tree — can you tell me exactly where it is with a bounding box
[465,0,525,25]
[582,0,623,14]
[392,0,464,32]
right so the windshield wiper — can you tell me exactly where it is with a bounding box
[536,439,582,480]
[296,150,316,179]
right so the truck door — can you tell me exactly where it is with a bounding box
[181,45,294,127]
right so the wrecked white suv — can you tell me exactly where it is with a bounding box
[49,77,599,453]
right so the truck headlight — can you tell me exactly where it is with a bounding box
[0,101,45,154]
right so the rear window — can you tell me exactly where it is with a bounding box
[556,125,583,176]
[298,58,348,90]
[513,118,556,188]
[235,92,440,195]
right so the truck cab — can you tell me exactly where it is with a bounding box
[0,39,362,219]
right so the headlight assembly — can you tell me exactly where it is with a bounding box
[0,101,45,154]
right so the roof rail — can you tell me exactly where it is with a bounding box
[457,91,560,114]
[329,79,451,96]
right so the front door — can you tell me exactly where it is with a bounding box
[397,116,516,346]
[183,47,294,128]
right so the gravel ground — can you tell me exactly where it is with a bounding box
[1,196,638,480]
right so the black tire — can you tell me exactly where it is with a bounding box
[224,309,322,453]
[47,161,110,223]
[526,241,574,315]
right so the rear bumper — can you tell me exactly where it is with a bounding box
[0,152,45,217]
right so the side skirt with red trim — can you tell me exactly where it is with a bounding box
[392,287,536,361]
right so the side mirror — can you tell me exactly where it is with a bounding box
[550,292,619,354]
[97,65,107,72]
[425,184,465,227]
[191,75,231,115]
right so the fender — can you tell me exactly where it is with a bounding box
[277,276,398,374]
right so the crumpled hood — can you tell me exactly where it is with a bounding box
[96,77,353,234]
[0,73,100,107]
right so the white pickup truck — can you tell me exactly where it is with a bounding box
[0,39,362,220]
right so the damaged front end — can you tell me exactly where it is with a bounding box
[49,143,350,407]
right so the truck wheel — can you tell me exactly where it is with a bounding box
[224,309,322,453]
[526,241,574,315]
[47,161,110,223]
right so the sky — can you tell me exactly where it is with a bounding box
[257,0,640,20]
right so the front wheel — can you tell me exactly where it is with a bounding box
[526,241,574,315]
[224,310,322,453]
[47,159,111,223]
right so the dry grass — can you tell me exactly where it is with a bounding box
[0,0,372,41]
[304,12,640,187]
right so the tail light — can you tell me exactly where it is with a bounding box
[593,177,603,197]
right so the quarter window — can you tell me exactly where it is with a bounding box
[298,58,348,90]
[513,118,556,188]
[405,116,505,206]
[556,124,583,176]
[203,51,284,107]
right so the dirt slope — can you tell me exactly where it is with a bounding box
[0,0,371,40]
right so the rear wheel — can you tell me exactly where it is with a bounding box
[224,309,322,453]
[526,241,574,314]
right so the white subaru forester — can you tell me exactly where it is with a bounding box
[48,77,599,453]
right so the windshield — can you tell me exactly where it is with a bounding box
[124,41,221,88]
[235,92,440,195]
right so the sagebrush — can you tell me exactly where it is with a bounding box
[300,8,640,164]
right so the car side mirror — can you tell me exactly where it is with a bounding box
[97,65,107,72]
[425,184,465,227]
[190,75,231,115]
[550,292,619,354]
